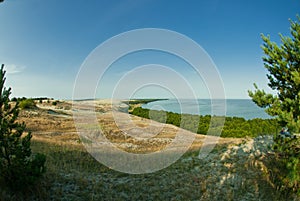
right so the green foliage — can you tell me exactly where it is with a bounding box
[248,16,300,195]
[10,97,17,102]
[272,134,300,195]
[248,16,300,133]
[19,98,36,109]
[11,97,27,102]
[131,107,278,138]
[0,64,46,191]
[12,97,52,106]
[123,99,168,105]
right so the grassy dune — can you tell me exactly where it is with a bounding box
[2,139,283,201]
[0,100,298,201]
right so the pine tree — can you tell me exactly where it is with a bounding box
[248,16,300,195]
[248,16,300,132]
[0,64,46,191]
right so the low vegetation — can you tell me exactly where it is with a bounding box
[1,138,294,201]
[19,98,36,109]
[271,135,300,195]
[130,107,278,138]
[122,99,168,105]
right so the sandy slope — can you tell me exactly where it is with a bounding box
[71,99,241,152]
[16,100,298,200]
[18,99,241,154]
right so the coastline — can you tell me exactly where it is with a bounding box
[129,106,278,138]
[140,99,272,120]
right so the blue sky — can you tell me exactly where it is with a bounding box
[0,0,299,99]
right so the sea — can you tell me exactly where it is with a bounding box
[141,99,271,120]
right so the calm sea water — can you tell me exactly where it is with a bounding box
[141,99,271,120]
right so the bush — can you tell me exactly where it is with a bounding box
[272,134,300,195]
[11,97,17,102]
[19,99,36,109]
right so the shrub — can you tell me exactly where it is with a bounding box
[11,97,17,102]
[19,99,36,109]
[272,134,300,195]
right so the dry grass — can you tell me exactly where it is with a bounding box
[0,100,296,201]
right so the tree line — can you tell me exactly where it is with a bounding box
[130,107,278,138]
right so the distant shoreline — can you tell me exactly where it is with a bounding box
[129,106,278,138]
[140,99,271,120]
[121,98,168,105]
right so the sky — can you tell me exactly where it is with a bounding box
[0,0,299,100]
